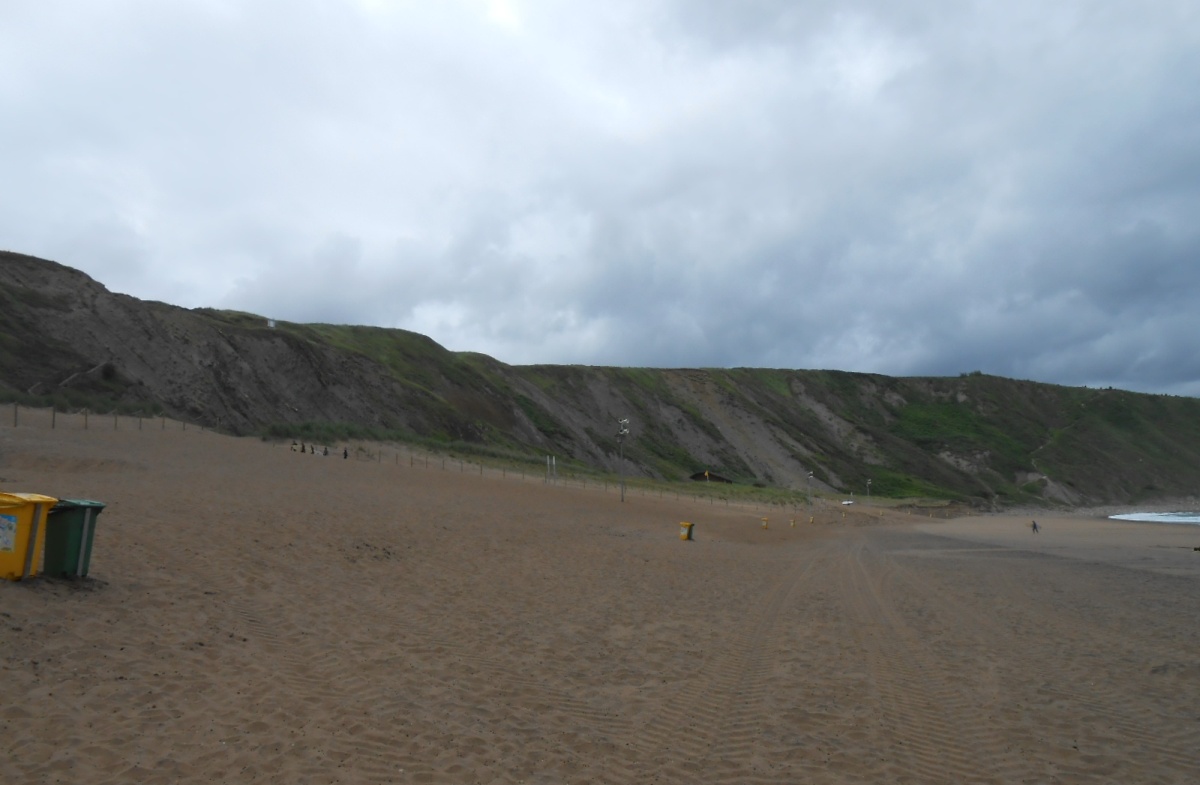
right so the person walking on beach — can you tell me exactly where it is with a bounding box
[1031,520,1040,534]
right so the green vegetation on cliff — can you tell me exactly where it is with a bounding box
[4,251,1200,508]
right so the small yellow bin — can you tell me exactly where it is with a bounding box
[0,493,59,581]
[679,522,694,541]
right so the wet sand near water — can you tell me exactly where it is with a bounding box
[919,514,1200,577]
[2,411,1199,784]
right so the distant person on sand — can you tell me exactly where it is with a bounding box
[343,448,348,460]
[1031,520,1040,534]
[323,446,328,456]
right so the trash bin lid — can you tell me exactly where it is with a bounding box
[50,499,107,511]
[0,493,26,508]
[3,493,59,505]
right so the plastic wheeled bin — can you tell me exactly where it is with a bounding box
[44,499,107,579]
[0,492,59,581]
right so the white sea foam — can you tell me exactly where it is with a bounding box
[1108,511,1200,525]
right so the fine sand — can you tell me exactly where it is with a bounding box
[2,409,1199,784]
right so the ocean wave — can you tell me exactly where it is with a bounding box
[1108,511,1200,525]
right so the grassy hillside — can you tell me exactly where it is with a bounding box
[4,252,1200,507]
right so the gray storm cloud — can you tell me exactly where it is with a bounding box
[2,0,1198,395]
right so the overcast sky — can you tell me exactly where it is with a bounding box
[4,1,1199,395]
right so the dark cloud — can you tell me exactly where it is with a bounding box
[2,1,1198,396]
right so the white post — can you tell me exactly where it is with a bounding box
[616,418,630,503]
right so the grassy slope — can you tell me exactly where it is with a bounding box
[5,297,1199,505]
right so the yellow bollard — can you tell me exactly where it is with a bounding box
[810,516,814,524]
[790,518,795,528]
[761,517,768,530]
[679,522,694,541]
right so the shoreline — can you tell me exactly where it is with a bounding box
[981,497,1200,520]
[917,512,1200,578]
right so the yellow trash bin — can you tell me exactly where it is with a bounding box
[679,522,694,541]
[0,493,59,581]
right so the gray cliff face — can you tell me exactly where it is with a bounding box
[6,251,1200,507]
[2,253,446,436]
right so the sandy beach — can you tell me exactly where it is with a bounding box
[2,409,1199,784]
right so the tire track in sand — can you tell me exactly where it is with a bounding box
[912,546,1200,779]
[837,533,1008,783]
[618,548,819,784]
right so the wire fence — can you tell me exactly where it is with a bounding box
[4,402,889,516]
[6,401,203,433]
[3,402,634,496]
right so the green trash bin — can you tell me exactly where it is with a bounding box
[44,499,106,578]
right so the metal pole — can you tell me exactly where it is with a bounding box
[616,418,629,503]
[618,441,625,502]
